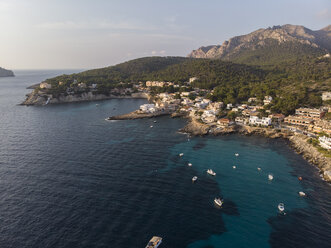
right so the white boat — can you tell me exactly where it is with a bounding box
[45,97,50,105]
[188,163,192,167]
[299,191,306,197]
[145,236,162,248]
[150,125,153,128]
[192,176,198,182]
[214,198,223,207]
[153,120,157,123]
[268,174,274,181]
[232,166,236,169]
[179,153,184,157]
[207,169,216,176]
[257,167,261,171]
[278,203,285,212]
[235,153,239,157]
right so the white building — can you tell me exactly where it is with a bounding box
[140,104,157,113]
[226,103,233,109]
[39,82,52,89]
[249,116,272,126]
[189,77,198,83]
[319,136,331,150]
[263,96,273,105]
[201,110,217,123]
[322,92,331,101]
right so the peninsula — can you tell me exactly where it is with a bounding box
[0,67,14,77]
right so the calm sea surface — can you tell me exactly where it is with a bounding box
[0,70,330,248]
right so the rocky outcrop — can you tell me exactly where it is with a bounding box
[179,118,210,136]
[22,91,149,106]
[188,24,331,59]
[289,134,331,182]
[0,67,14,77]
[107,110,171,120]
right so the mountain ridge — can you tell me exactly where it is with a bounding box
[188,24,331,65]
[0,67,14,77]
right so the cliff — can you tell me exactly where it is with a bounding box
[0,67,14,77]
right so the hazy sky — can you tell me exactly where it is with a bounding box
[0,0,330,69]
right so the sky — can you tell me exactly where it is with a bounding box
[0,0,330,69]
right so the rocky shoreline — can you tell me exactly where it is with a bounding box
[179,117,331,183]
[21,91,149,106]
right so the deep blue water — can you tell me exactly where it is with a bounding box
[0,70,330,248]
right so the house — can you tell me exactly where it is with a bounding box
[319,136,331,150]
[189,77,198,83]
[145,81,166,87]
[322,92,331,101]
[263,96,273,105]
[226,103,233,109]
[268,113,285,123]
[140,104,157,113]
[78,82,87,88]
[295,108,325,119]
[217,118,233,127]
[39,82,52,89]
[249,116,272,126]
[235,117,249,125]
[309,120,331,135]
[248,97,258,103]
[284,115,314,126]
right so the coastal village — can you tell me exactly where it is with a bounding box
[26,77,331,181]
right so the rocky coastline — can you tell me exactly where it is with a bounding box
[21,91,149,106]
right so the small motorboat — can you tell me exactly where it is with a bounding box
[188,163,192,167]
[232,165,236,169]
[298,176,303,181]
[268,174,274,181]
[298,191,306,197]
[278,203,285,212]
[235,153,239,157]
[150,125,153,128]
[145,236,162,248]
[192,176,198,182]
[257,167,261,171]
[153,120,157,123]
[179,153,184,157]
[214,198,223,207]
[207,169,216,176]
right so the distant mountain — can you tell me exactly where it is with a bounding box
[0,67,14,77]
[188,24,331,66]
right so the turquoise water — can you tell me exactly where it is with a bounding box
[0,70,330,248]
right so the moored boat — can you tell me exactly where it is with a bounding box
[268,174,274,181]
[145,236,162,248]
[278,203,285,212]
[232,165,236,169]
[207,169,216,176]
[179,153,184,157]
[214,198,223,207]
[192,176,198,182]
[188,163,192,167]
[235,153,239,157]
[299,191,306,197]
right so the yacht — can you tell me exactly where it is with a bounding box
[188,163,192,167]
[192,176,198,182]
[207,169,216,176]
[179,153,184,157]
[150,125,153,128]
[278,203,285,212]
[298,191,306,197]
[257,167,262,171]
[235,153,239,157]
[268,174,274,181]
[145,236,162,248]
[232,165,236,169]
[214,198,223,207]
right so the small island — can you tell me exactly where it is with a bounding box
[0,67,14,77]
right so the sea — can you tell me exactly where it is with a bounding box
[0,70,330,248]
